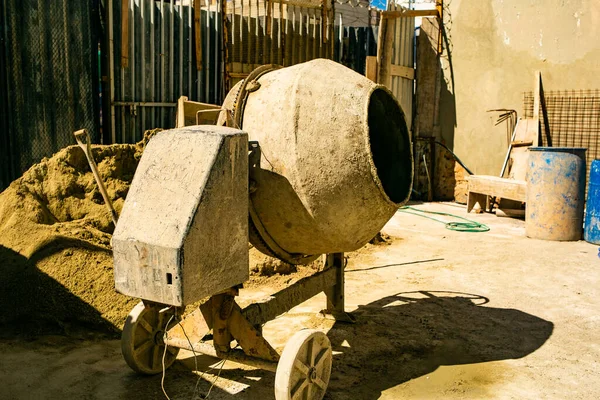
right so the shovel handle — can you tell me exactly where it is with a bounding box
[73,129,119,227]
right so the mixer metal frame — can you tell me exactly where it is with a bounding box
[161,251,352,369]
[122,250,354,399]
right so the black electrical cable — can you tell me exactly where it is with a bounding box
[434,141,474,175]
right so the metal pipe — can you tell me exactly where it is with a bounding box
[141,0,146,134]
[292,6,296,64]
[131,0,136,142]
[188,0,192,98]
[113,101,177,107]
[196,0,202,102]
[150,0,156,128]
[338,12,342,62]
[160,0,165,126]
[170,0,174,104]
[215,0,220,103]
[179,0,183,97]
[240,0,244,65]
[205,0,210,102]
[163,338,278,372]
[109,0,116,143]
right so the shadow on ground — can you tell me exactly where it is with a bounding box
[0,244,116,337]
[326,290,553,399]
[121,290,553,399]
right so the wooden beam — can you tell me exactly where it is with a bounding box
[390,64,415,80]
[376,16,394,89]
[436,0,443,54]
[365,56,377,82]
[242,267,337,326]
[382,9,440,19]
[533,71,541,146]
[467,175,527,202]
[120,0,129,67]
[194,0,203,70]
[538,72,552,146]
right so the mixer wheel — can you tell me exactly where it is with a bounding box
[274,330,332,400]
[121,301,180,375]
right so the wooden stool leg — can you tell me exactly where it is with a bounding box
[467,192,487,213]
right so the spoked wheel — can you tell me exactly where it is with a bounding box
[275,330,333,400]
[121,301,180,375]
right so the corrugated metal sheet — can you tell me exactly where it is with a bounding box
[0,0,99,189]
[387,3,414,130]
[335,26,377,74]
[110,0,223,143]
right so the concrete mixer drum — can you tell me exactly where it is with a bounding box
[221,59,413,265]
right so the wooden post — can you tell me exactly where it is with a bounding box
[538,72,552,146]
[533,71,541,146]
[325,253,345,314]
[120,0,129,67]
[436,0,443,54]
[365,56,378,82]
[194,0,203,70]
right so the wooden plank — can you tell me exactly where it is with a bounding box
[390,64,415,80]
[508,149,528,181]
[467,192,488,214]
[377,16,394,89]
[365,56,377,82]
[505,118,537,180]
[436,0,443,54]
[242,267,337,326]
[496,208,526,218]
[176,96,187,128]
[375,16,386,84]
[511,140,533,147]
[382,9,439,19]
[120,0,129,68]
[194,0,203,70]
[539,72,552,146]
[467,175,527,202]
[175,96,221,127]
[533,71,541,146]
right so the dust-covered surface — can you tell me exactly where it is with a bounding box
[1,203,599,399]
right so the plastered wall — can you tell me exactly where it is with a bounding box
[441,0,600,176]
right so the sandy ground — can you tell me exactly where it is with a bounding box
[1,202,598,400]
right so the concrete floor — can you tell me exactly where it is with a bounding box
[1,202,598,399]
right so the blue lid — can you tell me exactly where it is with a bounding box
[528,147,587,152]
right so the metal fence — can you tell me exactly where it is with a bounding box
[109,0,224,143]
[0,1,408,190]
[385,3,414,130]
[108,0,381,143]
[225,0,335,86]
[0,0,100,190]
[336,25,377,75]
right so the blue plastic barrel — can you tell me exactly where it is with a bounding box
[526,147,587,241]
[584,160,600,244]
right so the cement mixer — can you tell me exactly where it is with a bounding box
[112,59,412,400]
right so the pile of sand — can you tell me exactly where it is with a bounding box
[0,134,314,336]
[0,141,143,335]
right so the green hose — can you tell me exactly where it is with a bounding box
[398,206,490,233]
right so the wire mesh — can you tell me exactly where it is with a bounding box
[1,0,99,190]
[523,89,600,187]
